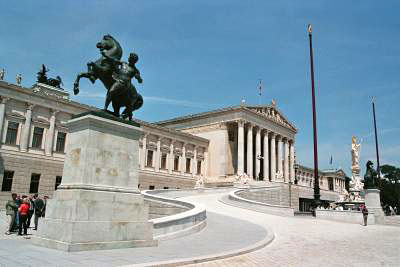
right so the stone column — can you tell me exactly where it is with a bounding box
[263,130,269,181]
[270,133,276,182]
[140,134,147,169]
[155,137,161,172]
[192,146,197,177]
[255,127,261,180]
[203,148,208,177]
[180,143,186,175]
[284,138,289,183]
[237,120,245,175]
[168,141,174,174]
[246,123,253,178]
[277,135,283,180]
[45,110,58,156]
[20,103,35,152]
[0,97,9,141]
[290,141,295,183]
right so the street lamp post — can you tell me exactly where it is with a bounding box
[372,97,381,179]
[307,24,321,209]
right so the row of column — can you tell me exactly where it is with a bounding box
[237,121,295,183]
[0,98,60,156]
[140,134,207,177]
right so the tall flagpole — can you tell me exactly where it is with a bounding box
[372,97,381,179]
[307,24,320,208]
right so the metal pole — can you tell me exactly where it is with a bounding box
[372,97,381,179]
[307,24,320,208]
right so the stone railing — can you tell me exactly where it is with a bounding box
[315,209,375,225]
[227,188,295,217]
[142,190,207,240]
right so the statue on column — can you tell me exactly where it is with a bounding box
[351,136,361,169]
[350,136,364,192]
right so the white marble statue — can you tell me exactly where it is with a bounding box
[195,174,205,189]
[351,136,361,168]
[275,170,283,181]
[16,74,22,85]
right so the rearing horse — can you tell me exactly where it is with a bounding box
[73,34,123,110]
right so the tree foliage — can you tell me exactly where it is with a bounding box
[379,164,400,210]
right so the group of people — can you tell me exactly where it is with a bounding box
[5,193,48,236]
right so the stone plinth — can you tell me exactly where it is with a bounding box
[32,112,157,251]
[365,189,384,224]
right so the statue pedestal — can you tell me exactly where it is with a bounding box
[32,112,157,251]
[365,189,384,224]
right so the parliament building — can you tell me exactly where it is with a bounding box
[0,80,347,211]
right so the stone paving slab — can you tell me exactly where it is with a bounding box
[182,193,400,267]
[0,209,268,267]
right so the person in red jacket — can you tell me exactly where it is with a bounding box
[18,199,29,235]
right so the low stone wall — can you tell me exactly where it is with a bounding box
[236,186,283,206]
[228,189,294,217]
[143,190,207,240]
[316,209,375,225]
[145,199,189,220]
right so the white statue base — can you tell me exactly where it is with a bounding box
[364,189,384,224]
[32,112,157,251]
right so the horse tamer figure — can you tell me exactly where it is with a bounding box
[73,34,143,120]
[364,160,379,189]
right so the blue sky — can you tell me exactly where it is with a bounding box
[1,1,399,174]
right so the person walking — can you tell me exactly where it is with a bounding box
[361,205,369,226]
[27,195,35,228]
[18,199,29,236]
[5,193,18,235]
[33,194,44,230]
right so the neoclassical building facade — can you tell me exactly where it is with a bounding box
[0,80,346,209]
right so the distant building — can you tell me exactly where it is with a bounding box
[0,81,346,210]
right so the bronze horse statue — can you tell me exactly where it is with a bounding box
[73,34,143,120]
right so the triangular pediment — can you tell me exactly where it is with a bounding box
[245,105,297,132]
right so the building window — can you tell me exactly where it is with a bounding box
[197,160,202,175]
[161,153,167,169]
[32,127,44,148]
[186,158,191,173]
[56,132,66,152]
[1,170,14,192]
[29,173,41,193]
[55,176,62,190]
[5,121,19,145]
[149,185,155,190]
[146,150,154,167]
[163,186,169,189]
[174,156,179,171]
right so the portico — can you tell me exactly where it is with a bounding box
[156,104,297,184]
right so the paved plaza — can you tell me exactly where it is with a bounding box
[1,192,400,266]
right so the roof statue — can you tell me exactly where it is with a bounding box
[36,64,63,88]
[73,34,143,121]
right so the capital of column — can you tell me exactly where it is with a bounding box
[26,103,36,111]
[269,132,276,138]
[236,119,245,127]
[50,109,60,117]
[0,96,9,104]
